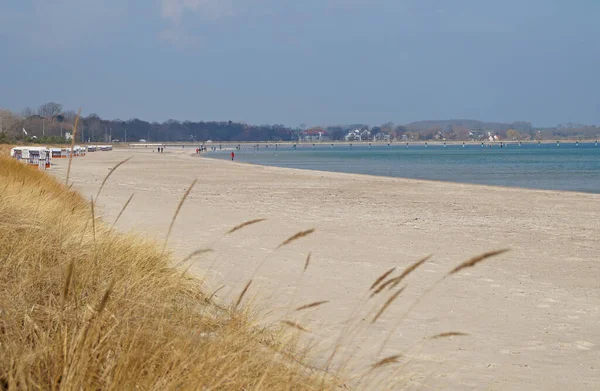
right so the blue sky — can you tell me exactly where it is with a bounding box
[0,0,598,126]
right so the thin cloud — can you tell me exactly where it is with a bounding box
[158,0,252,49]
[160,0,237,23]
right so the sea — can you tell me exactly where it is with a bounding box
[206,142,600,194]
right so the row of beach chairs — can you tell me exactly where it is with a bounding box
[9,145,112,170]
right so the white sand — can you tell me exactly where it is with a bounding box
[51,148,599,390]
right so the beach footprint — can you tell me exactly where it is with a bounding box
[524,340,547,351]
[575,341,595,351]
[537,298,559,308]
[509,288,526,297]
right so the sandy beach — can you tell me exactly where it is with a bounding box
[50,148,599,390]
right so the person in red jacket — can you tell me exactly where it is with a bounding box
[231,151,235,161]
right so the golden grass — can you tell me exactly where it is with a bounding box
[277,228,316,249]
[64,108,81,186]
[303,252,312,271]
[235,280,253,310]
[371,355,402,369]
[371,286,406,324]
[0,144,11,157]
[226,218,267,235]
[369,266,396,291]
[371,255,431,298]
[389,255,432,289]
[94,157,132,202]
[111,193,134,228]
[295,301,329,312]
[163,179,197,253]
[446,249,510,276]
[0,156,339,390]
[281,320,309,333]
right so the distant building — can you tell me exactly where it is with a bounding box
[301,129,331,142]
[360,129,372,141]
[469,130,485,140]
[374,133,391,142]
[344,128,370,141]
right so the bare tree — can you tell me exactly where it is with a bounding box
[0,109,24,139]
[62,110,78,122]
[21,107,35,118]
[37,102,63,117]
[86,113,102,141]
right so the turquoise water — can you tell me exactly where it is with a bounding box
[208,142,600,193]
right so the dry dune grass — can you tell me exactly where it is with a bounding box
[0,156,339,390]
[0,144,12,157]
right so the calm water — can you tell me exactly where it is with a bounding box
[207,142,600,193]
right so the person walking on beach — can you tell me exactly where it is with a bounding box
[231,151,235,161]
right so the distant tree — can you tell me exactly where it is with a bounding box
[326,126,345,141]
[37,102,63,117]
[406,132,421,140]
[393,125,407,139]
[506,129,522,140]
[21,107,35,118]
[62,110,78,122]
[0,109,22,139]
[452,125,471,140]
[510,121,532,132]
[423,126,442,140]
[85,114,102,141]
[381,122,394,131]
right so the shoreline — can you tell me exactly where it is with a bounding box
[50,148,600,390]
[198,147,600,195]
[121,139,597,148]
[202,153,600,195]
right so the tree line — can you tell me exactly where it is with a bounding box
[1,102,599,144]
[0,103,297,143]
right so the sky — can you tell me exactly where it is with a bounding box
[0,0,599,127]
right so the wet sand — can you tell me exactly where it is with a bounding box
[51,148,599,390]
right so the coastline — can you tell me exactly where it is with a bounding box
[121,139,597,149]
[51,148,600,390]
[200,152,600,195]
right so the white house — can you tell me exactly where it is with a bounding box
[344,129,362,141]
[302,129,331,142]
[374,133,391,142]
